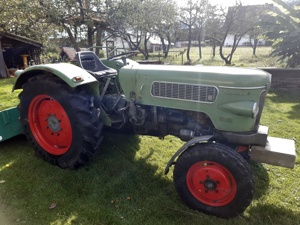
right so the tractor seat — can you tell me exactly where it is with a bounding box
[76,51,117,77]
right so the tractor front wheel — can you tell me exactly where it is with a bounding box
[173,143,254,218]
[18,75,103,168]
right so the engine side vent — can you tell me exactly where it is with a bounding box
[151,82,218,103]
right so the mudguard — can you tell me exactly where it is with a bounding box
[164,135,213,175]
[12,63,112,127]
[13,63,99,91]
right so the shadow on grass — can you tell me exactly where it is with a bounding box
[267,89,300,120]
[0,132,182,224]
[250,162,270,201]
[0,133,299,225]
[247,203,300,224]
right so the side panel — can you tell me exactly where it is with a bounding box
[0,107,22,142]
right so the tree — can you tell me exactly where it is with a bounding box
[111,0,177,59]
[247,4,273,56]
[219,4,254,65]
[179,0,202,62]
[110,0,150,58]
[262,0,300,67]
[218,3,273,65]
[193,0,214,60]
[204,5,224,58]
[38,0,112,52]
[152,0,178,58]
[0,0,55,43]
[179,0,220,62]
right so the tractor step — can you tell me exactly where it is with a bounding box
[250,137,296,168]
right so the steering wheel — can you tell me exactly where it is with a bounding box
[107,51,139,61]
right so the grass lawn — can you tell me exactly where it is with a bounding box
[0,77,21,111]
[0,57,299,224]
[146,46,284,68]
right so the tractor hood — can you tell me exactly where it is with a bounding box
[121,64,272,87]
[119,64,271,101]
[119,64,271,132]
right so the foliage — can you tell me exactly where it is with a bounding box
[0,0,57,44]
[202,4,224,58]
[262,0,300,67]
[0,0,276,63]
[110,0,178,59]
[37,0,114,51]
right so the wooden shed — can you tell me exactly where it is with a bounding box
[0,32,43,77]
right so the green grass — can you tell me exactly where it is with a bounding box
[0,58,299,224]
[0,77,21,111]
[199,46,284,68]
[145,46,284,67]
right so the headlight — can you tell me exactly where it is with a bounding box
[252,102,259,118]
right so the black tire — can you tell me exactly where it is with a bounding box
[173,143,254,218]
[18,75,103,168]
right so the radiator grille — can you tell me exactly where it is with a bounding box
[151,82,218,103]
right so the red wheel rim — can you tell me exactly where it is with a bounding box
[28,94,72,155]
[186,161,237,206]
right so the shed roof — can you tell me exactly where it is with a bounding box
[0,31,43,48]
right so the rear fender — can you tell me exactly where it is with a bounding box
[13,63,112,126]
[13,63,99,93]
[164,135,213,175]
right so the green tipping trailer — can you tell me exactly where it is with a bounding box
[0,107,22,142]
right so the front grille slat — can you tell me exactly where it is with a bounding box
[151,82,218,103]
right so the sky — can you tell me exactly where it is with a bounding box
[210,0,273,7]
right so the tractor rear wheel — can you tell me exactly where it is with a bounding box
[18,75,103,168]
[173,143,253,218]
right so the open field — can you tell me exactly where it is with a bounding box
[146,46,284,68]
[0,57,299,224]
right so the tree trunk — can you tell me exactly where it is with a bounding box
[126,32,146,59]
[219,44,230,65]
[143,33,150,60]
[212,39,216,58]
[166,34,171,57]
[159,35,166,56]
[252,39,258,56]
[95,27,102,56]
[187,25,192,62]
[87,26,94,49]
[63,24,80,52]
[219,30,231,65]
[198,34,202,59]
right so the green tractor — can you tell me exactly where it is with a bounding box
[0,51,296,218]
